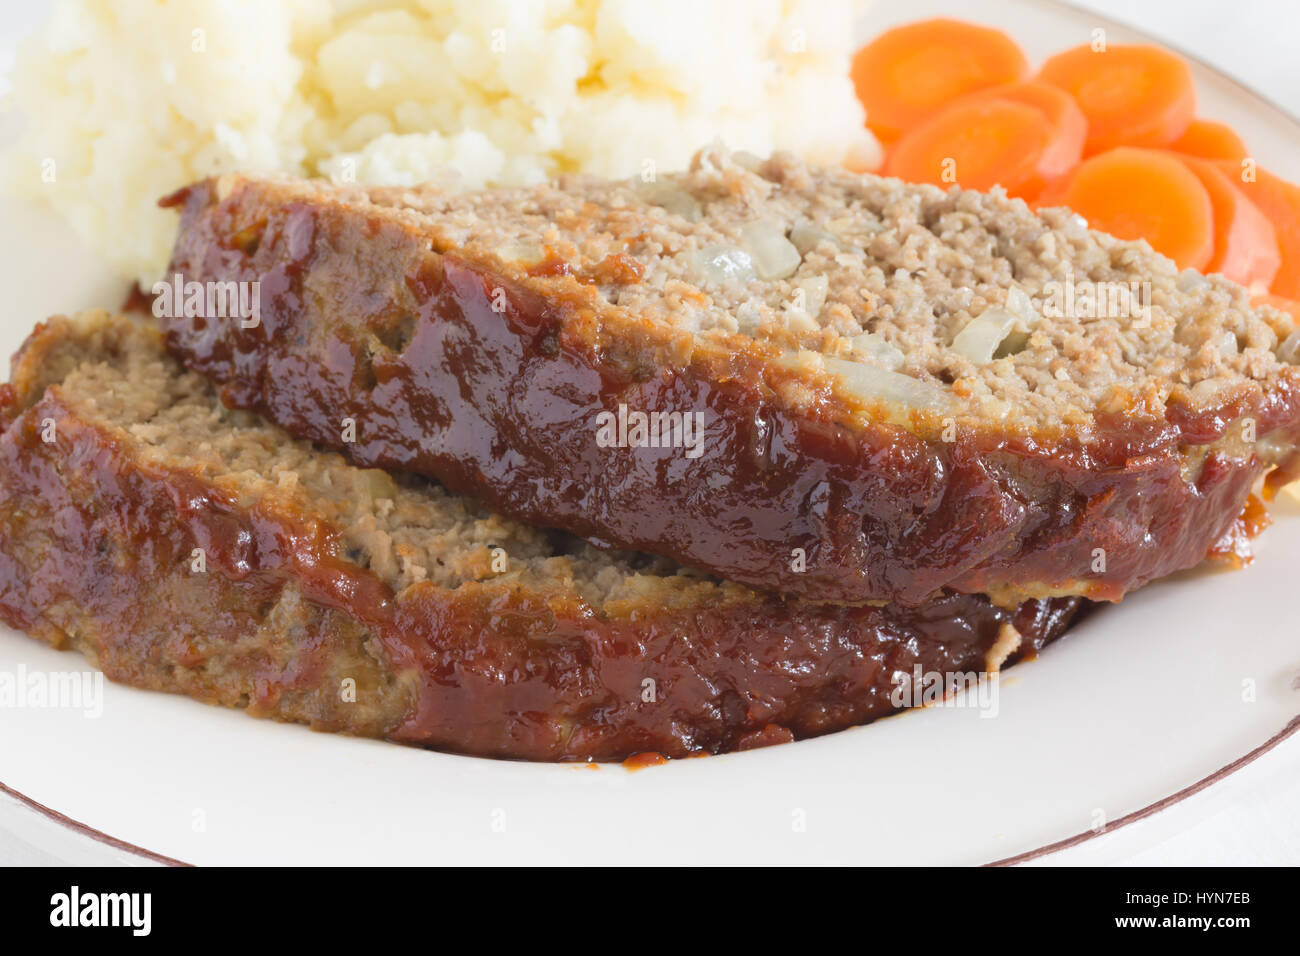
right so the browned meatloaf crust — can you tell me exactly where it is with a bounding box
[0,313,1081,761]
[159,149,1300,607]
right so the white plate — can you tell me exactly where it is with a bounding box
[2,0,1299,866]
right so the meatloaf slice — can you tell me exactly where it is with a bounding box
[159,147,1300,607]
[0,312,1081,761]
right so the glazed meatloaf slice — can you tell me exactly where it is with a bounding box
[0,312,1081,761]
[161,147,1300,606]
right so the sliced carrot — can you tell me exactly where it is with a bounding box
[1178,156,1280,290]
[1215,164,1300,298]
[884,100,1048,196]
[961,81,1088,199]
[1171,118,1249,161]
[1032,178,1071,209]
[852,18,1030,144]
[884,85,1082,200]
[1056,147,1214,270]
[1038,44,1195,155]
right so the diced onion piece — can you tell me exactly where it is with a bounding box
[789,221,842,256]
[992,287,1040,358]
[637,181,702,222]
[952,308,1017,365]
[1278,330,1300,364]
[497,242,545,267]
[793,275,828,318]
[786,311,819,335]
[734,302,761,336]
[689,245,756,285]
[995,331,1032,359]
[849,332,904,371]
[1189,379,1225,403]
[1176,268,1209,293]
[740,220,801,280]
[361,468,397,502]
[1004,286,1039,327]
[823,356,952,410]
[778,349,824,375]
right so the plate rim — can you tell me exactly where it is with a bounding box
[986,713,1300,865]
[0,779,189,866]
[8,710,1298,867]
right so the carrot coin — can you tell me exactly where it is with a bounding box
[1057,147,1213,270]
[1217,164,1300,298]
[954,80,1088,199]
[885,98,1054,196]
[852,18,1030,143]
[1171,118,1249,161]
[1179,156,1280,290]
[1039,44,1196,155]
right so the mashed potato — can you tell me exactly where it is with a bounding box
[0,0,879,286]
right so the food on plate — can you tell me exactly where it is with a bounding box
[1221,165,1300,299]
[0,313,1082,761]
[1037,43,1196,155]
[4,6,1300,766]
[863,23,1300,304]
[1171,118,1251,162]
[851,18,1030,144]
[1178,156,1280,290]
[160,148,1300,607]
[883,81,1085,200]
[1043,146,1215,269]
[1,0,878,287]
